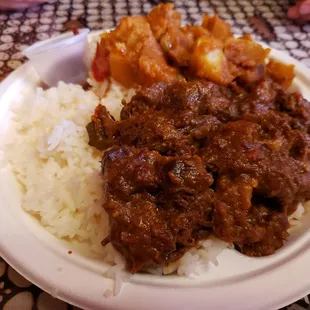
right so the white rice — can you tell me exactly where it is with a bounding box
[3,77,308,296]
[163,237,229,277]
[6,82,107,254]
[288,202,305,232]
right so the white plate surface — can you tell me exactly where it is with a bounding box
[0,38,310,310]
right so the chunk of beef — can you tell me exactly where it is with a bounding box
[236,78,283,115]
[88,81,226,155]
[212,174,289,256]
[102,146,214,272]
[86,104,116,150]
[278,92,310,133]
[201,116,310,215]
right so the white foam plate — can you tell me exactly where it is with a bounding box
[0,34,310,310]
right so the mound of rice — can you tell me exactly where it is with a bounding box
[6,83,106,254]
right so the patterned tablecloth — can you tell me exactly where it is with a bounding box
[0,0,310,309]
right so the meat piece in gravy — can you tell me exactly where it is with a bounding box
[102,146,214,272]
[202,117,310,254]
[212,174,289,256]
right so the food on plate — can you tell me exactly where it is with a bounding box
[91,3,294,90]
[91,14,180,88]
[266,59,295,89]
[3,3,309,283]
[87,78,310,272]
[101,146,214,273]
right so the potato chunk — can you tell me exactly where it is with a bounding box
[147,3,181,40]
[190,36,236,85]
[148,4,195,66]
[224,34,270,84]
[225,35,270,67]
[266,59,295,89]
[202,14,233,42]
[92,16,179,88]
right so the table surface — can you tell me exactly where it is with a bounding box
[0,0,310,309]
